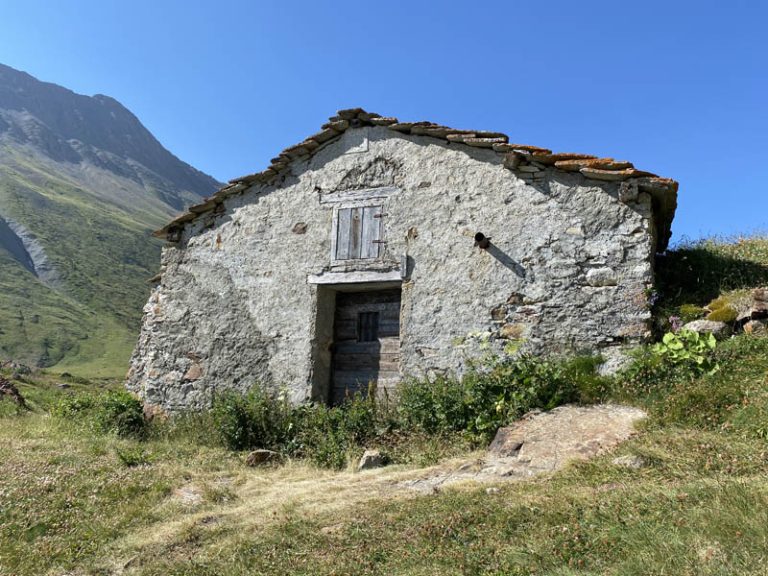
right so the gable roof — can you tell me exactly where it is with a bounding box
[156,108,678,249]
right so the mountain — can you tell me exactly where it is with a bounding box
[0,63,220,376]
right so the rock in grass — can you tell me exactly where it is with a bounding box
[682,320,731,339]
[245,449,284,467]
[358,449,385,471]
[744,320,767,335]
[0,375,28,409]
[612,454,647,469]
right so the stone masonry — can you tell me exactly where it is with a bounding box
[126,109,678,412]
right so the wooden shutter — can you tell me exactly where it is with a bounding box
[335,205,382,260]
[361,206,382,258]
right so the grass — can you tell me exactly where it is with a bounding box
[1,236,767,574]
[1,331,768,575]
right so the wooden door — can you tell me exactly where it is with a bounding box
[331,289,401,404]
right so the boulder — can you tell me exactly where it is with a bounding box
[487,404,647,473]
[682,320,731,339]
[245,449,284,467]
[745,288,768,320]
[357,449,385,471]
[0,376,28,409]
[402,404,647,493]
[744,320,767,335]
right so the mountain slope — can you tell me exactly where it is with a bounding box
[0,63,220,375]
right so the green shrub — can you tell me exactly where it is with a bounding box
[210,388,296,452]
[396,375,468,433]
[293,404,353,469]
[53,390,146,438]
[292,395,378,469]
[463,356,573,438]
[93,390,146,438]
[52,394,96,418]
[207,388,381,469]
[333,393,379,445]
[396,355,606,441]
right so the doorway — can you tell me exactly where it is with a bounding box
[330,288,401,404]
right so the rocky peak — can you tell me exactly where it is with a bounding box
[0,62,220,209]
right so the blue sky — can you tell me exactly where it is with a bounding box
[1,0,766,243]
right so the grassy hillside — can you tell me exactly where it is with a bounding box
[1,237,767,574]
[0,146,171,376]
[0,63,219,375]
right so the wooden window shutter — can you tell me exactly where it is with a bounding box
[335,205,382,260]
[361,205,382,258]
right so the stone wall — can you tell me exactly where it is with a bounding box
[127,126,656,411]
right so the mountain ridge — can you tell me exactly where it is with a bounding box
[0,62,220,210]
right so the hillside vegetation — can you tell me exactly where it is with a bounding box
[0,63,220,374]
[1,236,767,575]
[0,150,165,375]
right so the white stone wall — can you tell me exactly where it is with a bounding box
[127,127,655,411]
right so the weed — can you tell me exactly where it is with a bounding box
[115,445,153,467]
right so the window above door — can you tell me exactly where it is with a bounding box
[321,186,399,266]
[333,204,383,261]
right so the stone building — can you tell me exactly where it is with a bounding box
[126,109,677,412]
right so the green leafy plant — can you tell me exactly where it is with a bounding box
[93,390,146,437]
[396,355,606,441]
[651,329,719,375]
[210,388,296,452]
[53,390,146,438]
[293,398,378,470]
[396,375,468,434]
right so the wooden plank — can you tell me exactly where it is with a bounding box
[336,208,351,260]
[334,321,357,340]
[361,205,381,259]
[336,290,401,307]
[348,207,362,259]
[334,353,400,371]
[378,319,400,335]
[333,375,377,390]
[333,339,400,354]
[334,302,400,318]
